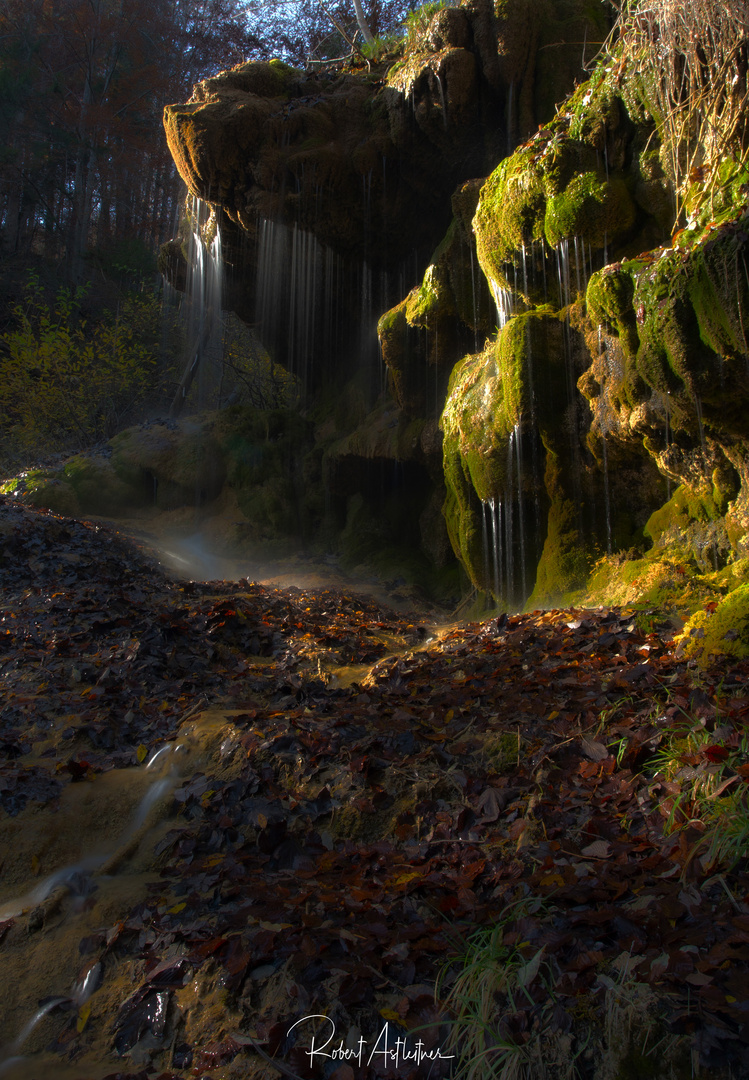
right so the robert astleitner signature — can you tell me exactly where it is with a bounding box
[288,1014,455,1070]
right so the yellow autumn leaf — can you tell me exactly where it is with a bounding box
[393,869,423,887]
[136,744,148,763]
[77,1001,92,1033]
[168,902,186,915]
[379,1009,401,1022]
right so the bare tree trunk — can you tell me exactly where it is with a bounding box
[351,0,375,44]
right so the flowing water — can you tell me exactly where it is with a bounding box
[490,279,514,330]
[255,216,414,399]
[0,715,255,1080]
[176,196,224,412]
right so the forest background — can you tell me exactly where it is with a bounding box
[0,0,422,466]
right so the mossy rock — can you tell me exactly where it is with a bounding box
[678,582,749,663]
[212,406,312,538]
[441,310,573,601]
[235,482,298,537]
[62,455,146,516]
[473,150,547,282]
[200,60,297,100]
[110,420,226,510]
[584,546,714,613]
[545,172,635,250]
[586,262,639,360]
[405,261,455,328]
[19,472,80,517]
[645,484,724,546]
[528,445,593,608]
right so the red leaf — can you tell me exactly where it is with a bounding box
[703,745,730,763]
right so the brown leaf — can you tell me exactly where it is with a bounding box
[581,736,609,762]
[580,839,611,859]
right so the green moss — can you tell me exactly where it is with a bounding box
[586,262,639,359]
[568,78,623,148]
[62,455,145,515]
[584,546,712,613]
[678,582,749,663]
[405,262,454,327]
[203,60,295,99]
[629,228,749,427]
[441,310,574,600]
[528,446,591,607]
[579,477,748,614]
[483,731,525,774]
[644,484,722,545]
[21,471,80,517]
[473,152,547,286]
[545,172,635,249]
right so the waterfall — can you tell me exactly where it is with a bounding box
[694,392,718,569]
[487,498,492,600]
[256,217,325,386]
[555,239,585,540]
[255,217,394,395]
[664,394,672,500]
[487,497,502,600]
[189,197,223,394]
[597,326,613,554]
[170,196,224,416]
[514,422,527,591]
[601,427,612,555]
[505,430,515,599]
[506,82,514,156]
[434,73,448,129]
[490,279,514,330]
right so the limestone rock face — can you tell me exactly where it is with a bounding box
[162,0,607,288]
[441,44,749,613]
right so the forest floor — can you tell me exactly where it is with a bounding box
[1,497,749,1080]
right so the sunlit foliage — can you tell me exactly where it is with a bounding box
[0,274,183,465]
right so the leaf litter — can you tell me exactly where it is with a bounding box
[1,497,749,1078]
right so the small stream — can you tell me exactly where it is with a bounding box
[0,745,184,1078]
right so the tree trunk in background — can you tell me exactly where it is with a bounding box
[352,0,375,44]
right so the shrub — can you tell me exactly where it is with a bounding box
[0,274,181,466]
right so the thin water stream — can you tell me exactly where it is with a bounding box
[0,720,249,1079]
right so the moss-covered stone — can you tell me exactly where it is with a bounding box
[62,455,145,515]
[111,419,226,511]
[544,172,636,249]
[528,446,593,607]
[441,309,584,603]
[379,189,494,417]
[18,472,80,517]
[678,582,749,663]
[585,262,639,360]
[212,406,312,539]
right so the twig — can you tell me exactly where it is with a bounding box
[317,2,370,70]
